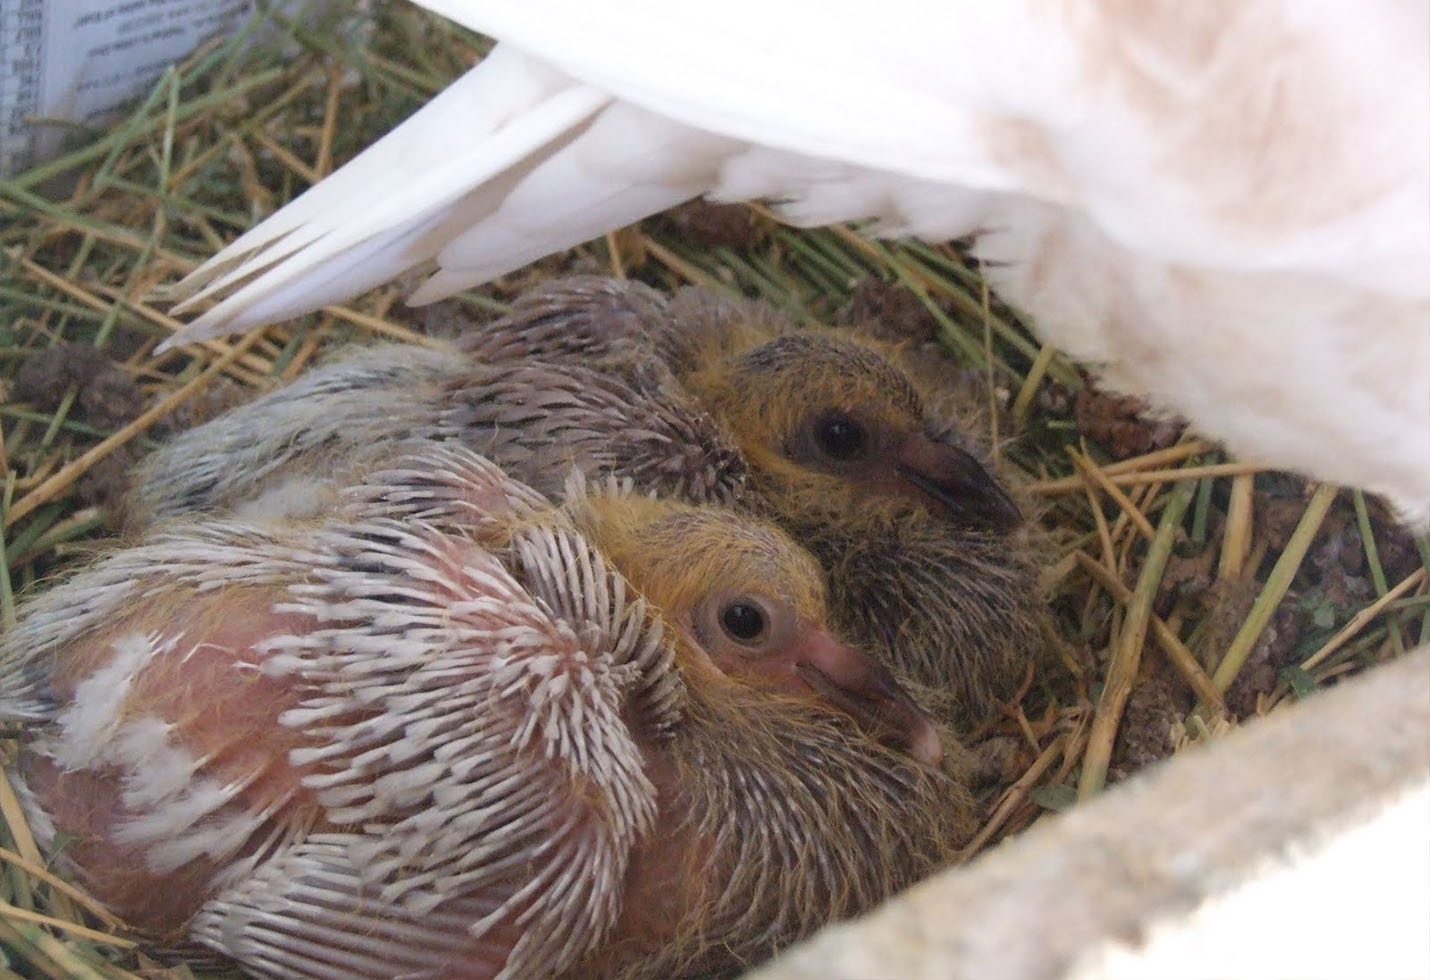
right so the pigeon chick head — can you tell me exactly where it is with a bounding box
[686,332,1022,531]
[572,490,943,767]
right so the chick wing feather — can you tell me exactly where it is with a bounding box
[6,504,669,979]
[129,344,743,529]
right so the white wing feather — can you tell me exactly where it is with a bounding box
[417,0,1427,286]
[169,47,612,336]
[164,0,1430,518]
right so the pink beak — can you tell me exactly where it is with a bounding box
[791,624,944,767]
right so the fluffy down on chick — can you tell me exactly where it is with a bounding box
[128,341,743,527]
[134,277,1042,728]
[463,276,1045,726]
[2,443,970,980]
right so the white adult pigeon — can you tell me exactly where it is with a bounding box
[166,1,1430,522]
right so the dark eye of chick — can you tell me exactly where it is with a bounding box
[813,412,867,461]
[721,601,768,643]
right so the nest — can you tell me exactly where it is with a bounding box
[0,6,1424,976]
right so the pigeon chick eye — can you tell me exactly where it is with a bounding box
[697,593,790,662]
[814,412,868,460]
[721,599,769,644]
[790,410,874,468]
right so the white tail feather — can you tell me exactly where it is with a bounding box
[164,47,609,345]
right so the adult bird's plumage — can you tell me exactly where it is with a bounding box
[163,1,1430,520]
[2,444,966,980]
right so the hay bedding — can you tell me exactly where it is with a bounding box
[0,6,1424,976]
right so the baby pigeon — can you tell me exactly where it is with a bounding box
[162,1,1430,521]
[4,444,966,980]
[463,276,1043,725]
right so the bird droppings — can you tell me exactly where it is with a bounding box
[1110,671,1186,780]
[9,343,154,528]
[13,342,146,432]
[659,200,767,250]
[842,276,942,345]
[1074,382,1185,460]
[1219,602,1304,719]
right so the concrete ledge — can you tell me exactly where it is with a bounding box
[750,646,1430,980]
